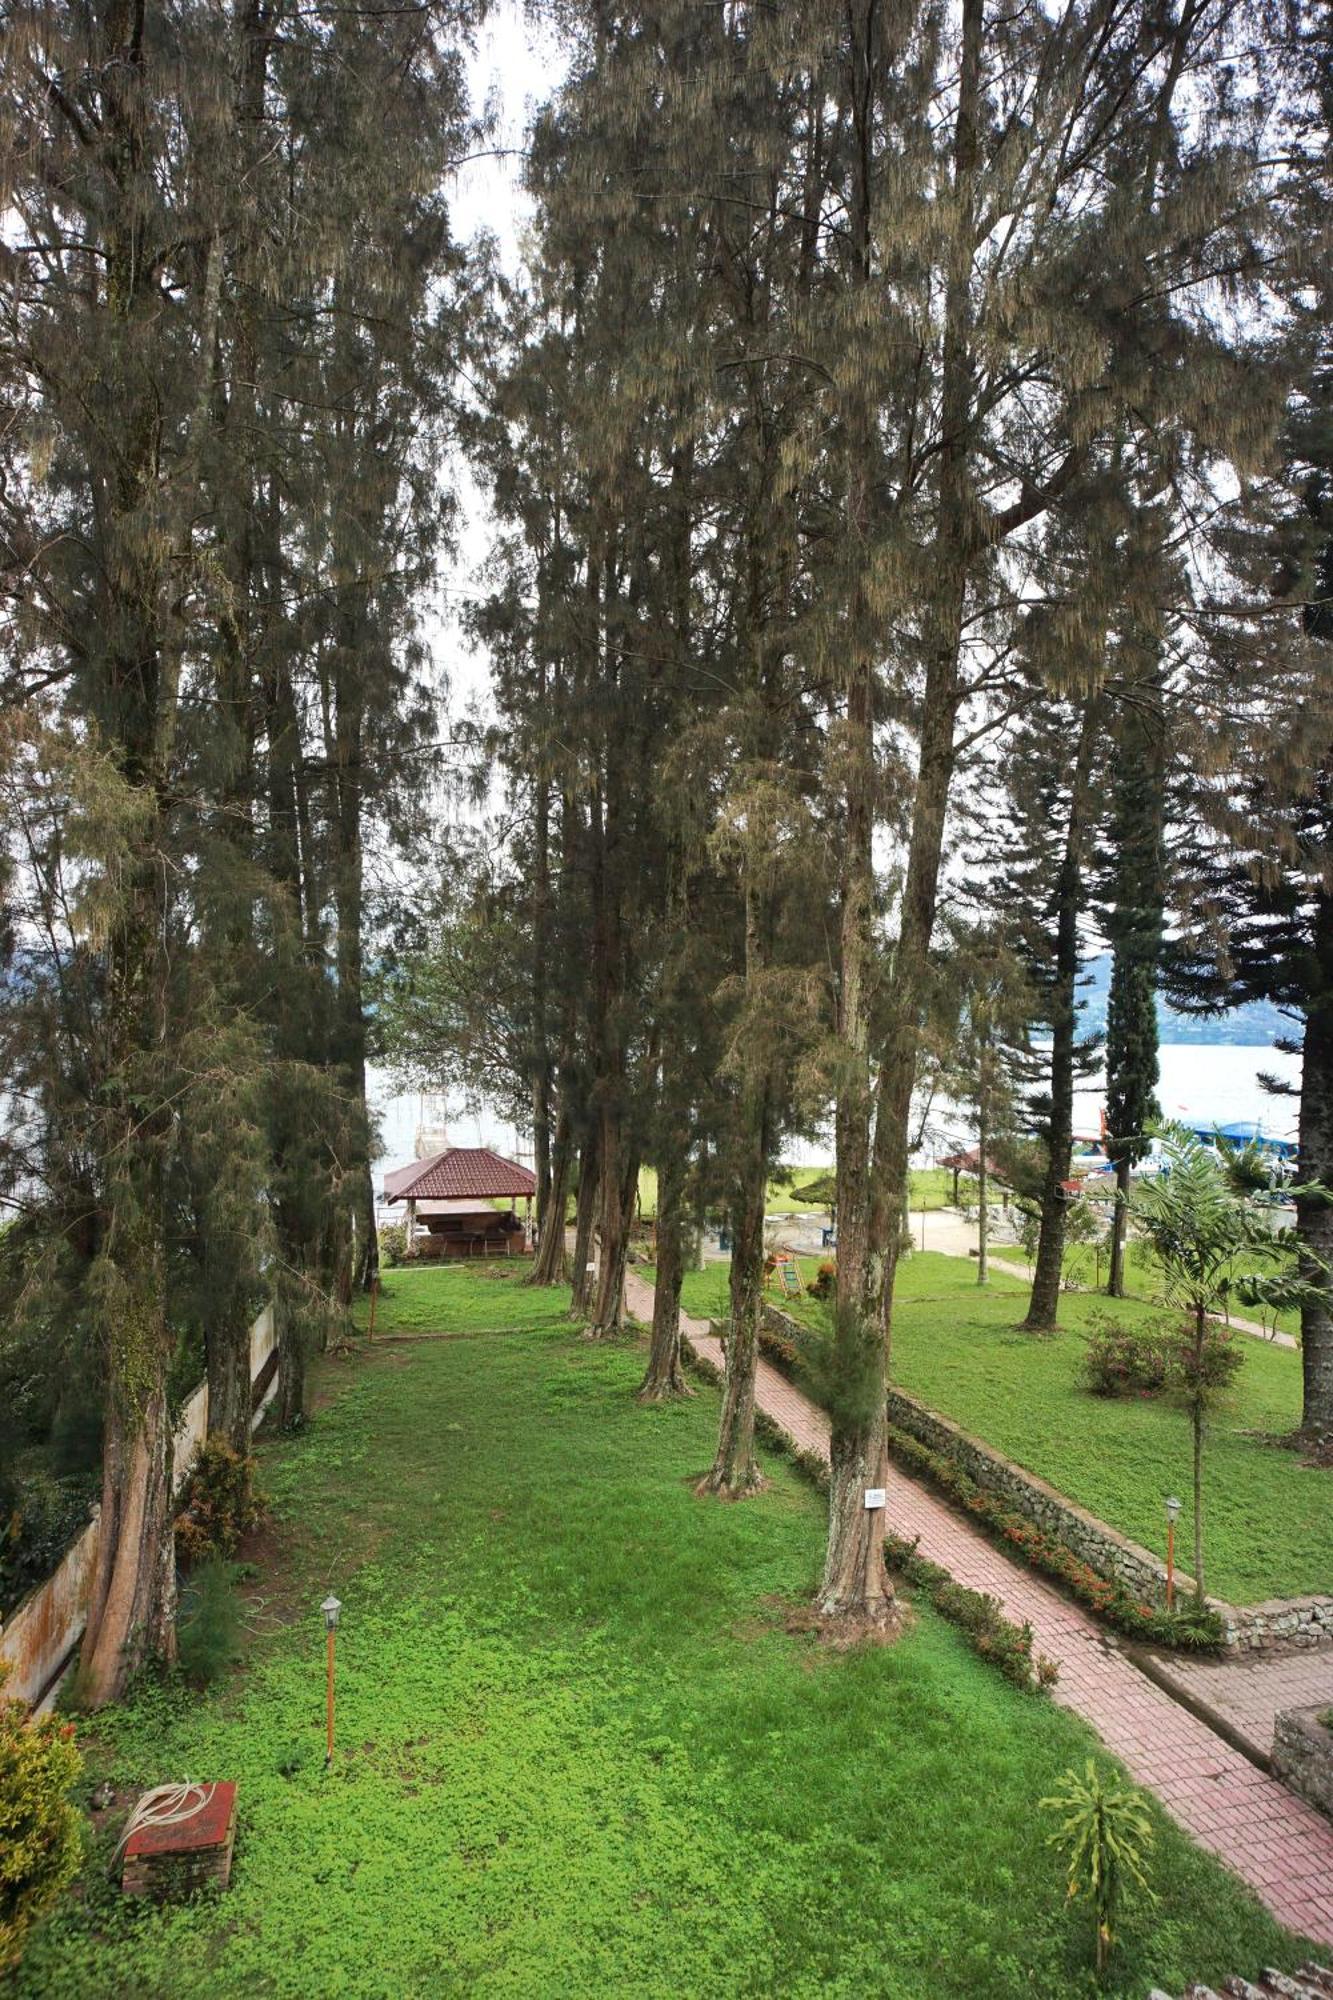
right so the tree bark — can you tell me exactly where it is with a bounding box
[77,0,180,1700]
[589,1129,638,1337]
[866,0,983,1354]
[1296,952,1333,1440]
[79,1381,176,1707]
[638,1147,691,1400]
[569,1127,600,1315]
[206,1313,254,1453]
[531,1099,573,1286]
[1192,1303,1206,1602]
[698,1125,767,1498]
[1024,699,1099,1332]
[1107,1155,1132,1298]
[976,1084,989,1287]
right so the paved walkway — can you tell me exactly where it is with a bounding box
[1141,1644,1333,1766]
[624,1271,1333,1948]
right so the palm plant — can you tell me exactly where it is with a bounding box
[1132,1128,1327,1599]
[1042,1760,1155,1977]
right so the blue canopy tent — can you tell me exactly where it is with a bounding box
[1188,1120,1298,1160]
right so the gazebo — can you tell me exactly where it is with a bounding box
[384,1146,537,1260]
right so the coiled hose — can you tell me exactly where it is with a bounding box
[111,1781,216,1875]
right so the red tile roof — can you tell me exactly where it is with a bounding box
[385,1146,536,1203]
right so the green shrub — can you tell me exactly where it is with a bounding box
[0,1661,82,1974]
[1081,1314,1173,1398]
[174,1437,265,1566]
[274,1738,316,1779]
[885,1534,1059,1693]
[808,1259,836,1301]
[0,1466,92,1617]
[176,1558,245,1688]
[378,1223,408,1268]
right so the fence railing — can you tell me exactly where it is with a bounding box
[0,1304,278,1712]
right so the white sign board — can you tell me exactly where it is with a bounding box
[863,1488,886,1511]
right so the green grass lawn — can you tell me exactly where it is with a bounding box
[629,1163,949,1221]
[667,1253,1329,1606]
[988,1233,1303,1340]
[15,1263,1310,1998]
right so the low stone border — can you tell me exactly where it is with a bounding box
[762,1302,1333,1657]
[1273,1706,1333,1823]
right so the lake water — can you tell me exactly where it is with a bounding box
[369,1042,1303,1180]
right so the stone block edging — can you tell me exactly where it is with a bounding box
[762,1301,1333,1657]
[1273,1706,1333,1823]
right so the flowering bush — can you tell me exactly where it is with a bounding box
[886,1423,1224,1651]
[758,1323,801,1373]
[1081,1313,1172,1397]
[1081,1310,1242,1402]
[1174,1319,1244,1394]
[378,1223,408,1268]
[0,1662,82,1974]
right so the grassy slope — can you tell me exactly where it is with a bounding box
[987,1237,1303,1340]
[669,1253,1329,1605]
[15,1264,1308,2000]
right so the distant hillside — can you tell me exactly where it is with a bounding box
[1079,953,1291,1047]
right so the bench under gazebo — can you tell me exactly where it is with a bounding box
[383,1146,537,1260]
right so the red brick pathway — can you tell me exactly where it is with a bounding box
[624,1273,1333,1947]
[1144,1645,1333,1765]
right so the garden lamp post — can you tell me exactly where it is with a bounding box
[1164,1497,1181,1612]
[322,1595,342,1767]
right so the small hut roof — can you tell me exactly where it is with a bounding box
[385,1146,536,1204]
[793,1172,839,1208]
[938,1147,1008,1181]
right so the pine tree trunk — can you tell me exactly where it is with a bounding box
[1192,1303,1206,1602]
[277,1287,308,1430]
[866,0,982,1350]
[531,1100,573,1286]
[1024,700,1098,1332]
[977,1091,989,1287]
[820,94,894,1617]
[76,1,180,1701]
[639,1148,690,1401]
[530,744,554,1234]
[698,1135,766,1498]
[207,1315,254,1452]
[79,1380,177,1708]
[569,1128,600,1315]
[1107,1156,1132,1298]
[818,1408,891,1622]
[1296,967,1333,1441]
[589,1112,631,1336]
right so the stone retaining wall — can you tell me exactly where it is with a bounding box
[1273,1706,1333,1823]
[761,1302,1333,1656]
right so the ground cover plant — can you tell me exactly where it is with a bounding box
[666,1254,1327,1603]
[11,1265,1311,1998]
